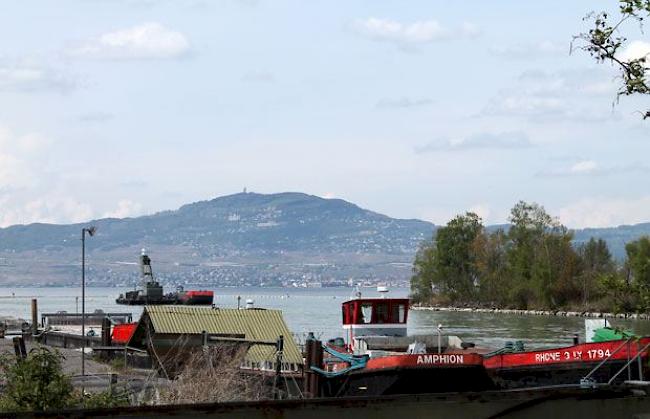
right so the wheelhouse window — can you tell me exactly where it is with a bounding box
[390,302,407,323]
[360,303,373,324]
[376,302,389,323]
[398,303,406,323]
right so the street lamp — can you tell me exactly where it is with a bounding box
[81,226,96,380]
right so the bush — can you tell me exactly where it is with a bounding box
[0,346,132,412]
[0,347,74,412]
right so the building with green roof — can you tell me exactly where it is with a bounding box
[127,305,303,376]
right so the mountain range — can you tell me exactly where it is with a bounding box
[0,192,648,286]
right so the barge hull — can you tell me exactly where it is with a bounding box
[321,365,494,397]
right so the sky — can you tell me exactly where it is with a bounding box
[0,0,649,229]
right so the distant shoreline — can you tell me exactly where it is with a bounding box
[411,305,650,320]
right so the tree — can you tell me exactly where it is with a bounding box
[626,236,650,286]
[506,201,557,307]
[0,347,74,412]
[578,238,615,307]
[430,213,483,302]
[625,236,650,309]
[574,1,650,118]
[409,213,483,303]
[472,229,510,306]
[410,239,437,303]
[536,231,582,308]
[504,201,580,309]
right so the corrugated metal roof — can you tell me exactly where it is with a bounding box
[143,305,302,365]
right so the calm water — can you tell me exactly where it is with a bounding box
[3,286,650,350]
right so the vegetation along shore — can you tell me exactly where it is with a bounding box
[411,305,650,320]
[410,201,650,316]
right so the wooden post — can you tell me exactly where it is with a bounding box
[101,317,112,346]
[304,338,314,397]
[311,340,323,397]
[304,336,322,398]
[273,335,284,399]
[12,337,21,358]
[13,336,27,360]
[31,299,38,335]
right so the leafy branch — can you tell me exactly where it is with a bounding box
[573,0,650,119]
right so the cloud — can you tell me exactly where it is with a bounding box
[0,196,94,227]
[0,124,100,227]
[103,199,143,218]
[618,40,650,68]
[415,131,532,153]
[483,68,619,121]
[558,196,650,228]
[569,160,597,174]
[353,17,479,45]
[489,41,567,59]
[538,160,650,177]
[376,97,433,109]
[0,125,52,189]
[0,60,76,93]
[67,22,190,60]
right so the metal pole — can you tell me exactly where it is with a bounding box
[81,229,86,380]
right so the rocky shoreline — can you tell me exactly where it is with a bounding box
[411,305,650,320]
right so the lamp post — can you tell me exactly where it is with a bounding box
[81,226,96,380]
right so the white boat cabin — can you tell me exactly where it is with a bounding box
[341,297,410,347]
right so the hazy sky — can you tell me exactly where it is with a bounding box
[0,0,649,229]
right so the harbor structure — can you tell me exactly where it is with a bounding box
[126,305,303,376]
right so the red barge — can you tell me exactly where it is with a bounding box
[311,289,650,397]
[485,336,650,389]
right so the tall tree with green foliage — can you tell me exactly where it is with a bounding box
[536,231,582,308]
[501,201,581,308]
[431,213,483,302]
[506,201,559,308]
[625,236,650,309]
[578,238,615,307]
[410,239,437,303]
[472,229,510,306]
[410,213,483,303]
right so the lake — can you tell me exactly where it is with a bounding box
[2,286,650,350]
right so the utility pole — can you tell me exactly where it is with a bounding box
[81,226,96,385]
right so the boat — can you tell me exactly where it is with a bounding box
[313,288,494,397]
[115,250,214,306]
[309,289,650,397]
[484,323,650,389]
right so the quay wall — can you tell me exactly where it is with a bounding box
[412,305,650,320]
[38,331,102,349]
[7,388,650,419]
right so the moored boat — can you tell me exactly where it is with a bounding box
[314,288,494,396]
[115,250,214,306]
[484,326,650,389]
